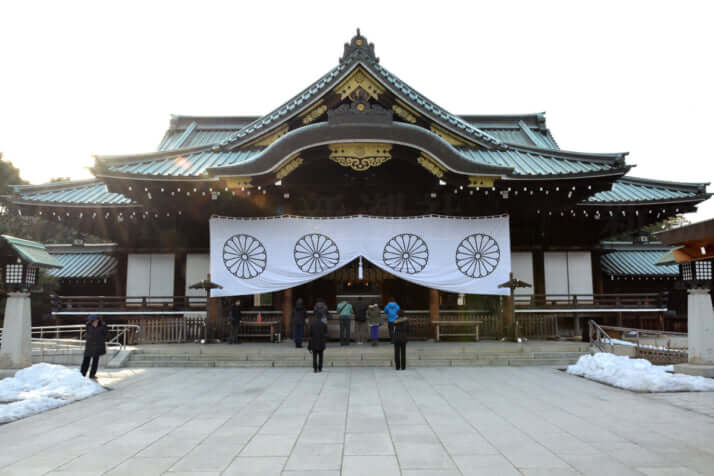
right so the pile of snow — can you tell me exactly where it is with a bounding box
[0,363,105,424]
[567,353,714,392]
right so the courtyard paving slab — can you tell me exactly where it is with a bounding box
[1,365,713,475]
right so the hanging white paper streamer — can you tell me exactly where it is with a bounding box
[210,215,511,296]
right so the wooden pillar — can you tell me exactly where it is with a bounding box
[502,294,514,338]
[207,297,223,340]
[533,250,545,305]
[282,288,293,338]
[429,288,439,339]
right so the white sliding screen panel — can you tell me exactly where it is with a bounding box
[185,253,210,306]
[567,251,593,299]
[126,254,175,304]
[126,254,151,304]
[544,252,569,297]
[544,251,594,300]
[511,252,534,295]
[149,254,175,303]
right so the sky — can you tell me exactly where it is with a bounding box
[1,0,713,221]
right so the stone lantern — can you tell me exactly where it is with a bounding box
[0,235,62,372]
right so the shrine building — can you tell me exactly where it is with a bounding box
[5,31,710,340]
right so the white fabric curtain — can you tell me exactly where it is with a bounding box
[210,215,511,296]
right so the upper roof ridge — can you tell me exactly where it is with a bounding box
[340,29,378,65]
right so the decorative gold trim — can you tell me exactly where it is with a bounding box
[299,100,327,125]
[392,104,417,123]
[333,67,385,100]
[245,124,289,148]
[328,143,392,171]
[430,124,474,147]
[468,176,496,188]
[225,177,253,189]
[417,154,445,178]
[275,155,304,180]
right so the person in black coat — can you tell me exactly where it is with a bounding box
[392,310,409,371]
[230,298,242,344]
[308,314,328,373]
[293,298,307,348]
[81,314,108,379]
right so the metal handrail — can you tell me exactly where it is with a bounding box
[26,324,140,350]
[588,320,614,353]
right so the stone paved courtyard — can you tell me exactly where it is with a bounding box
[1,366,714,476]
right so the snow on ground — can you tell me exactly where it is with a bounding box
[0,363,105,424]
[567,353,714,392]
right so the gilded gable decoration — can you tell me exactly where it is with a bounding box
[275,155,304,180]
[417,154,446,178]
[468,176,496,188]
[328,143,392,171]
[225,177,253,189]
[392,102,418,124]
[299,100,327,125]
[333,67,385,101]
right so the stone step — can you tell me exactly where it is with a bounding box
[126,356,581,368]
[129,351,587,362]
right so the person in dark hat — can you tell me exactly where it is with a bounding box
[81,314,108,379]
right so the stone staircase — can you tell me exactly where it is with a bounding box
[125,341,589,368]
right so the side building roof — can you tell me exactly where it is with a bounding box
[45,243,119,281]
[600,241,679,277]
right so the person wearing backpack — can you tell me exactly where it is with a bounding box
[336,299,354,346]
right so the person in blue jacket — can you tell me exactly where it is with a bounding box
[383,297,400,339]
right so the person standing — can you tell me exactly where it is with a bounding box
[383,297,400,339]
[336,299,354,346]
[230,298,242,344]
[353,297,368,344]
[81,314,108,379]
[314,297,329,324]
[366,302,381,346]
[292,298,307,348]
[308,313,328,373]
[392,310,409,371]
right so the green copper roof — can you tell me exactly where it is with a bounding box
[159,114,560,153]
[48,253,118,280]
[106,149,258,177]
[588,177,708,203]
[457,147,619,176]
[12,180,136,206]
[1,235,62,268]
[601,248,678,276]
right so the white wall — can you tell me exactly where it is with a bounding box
[511,252,534,295]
